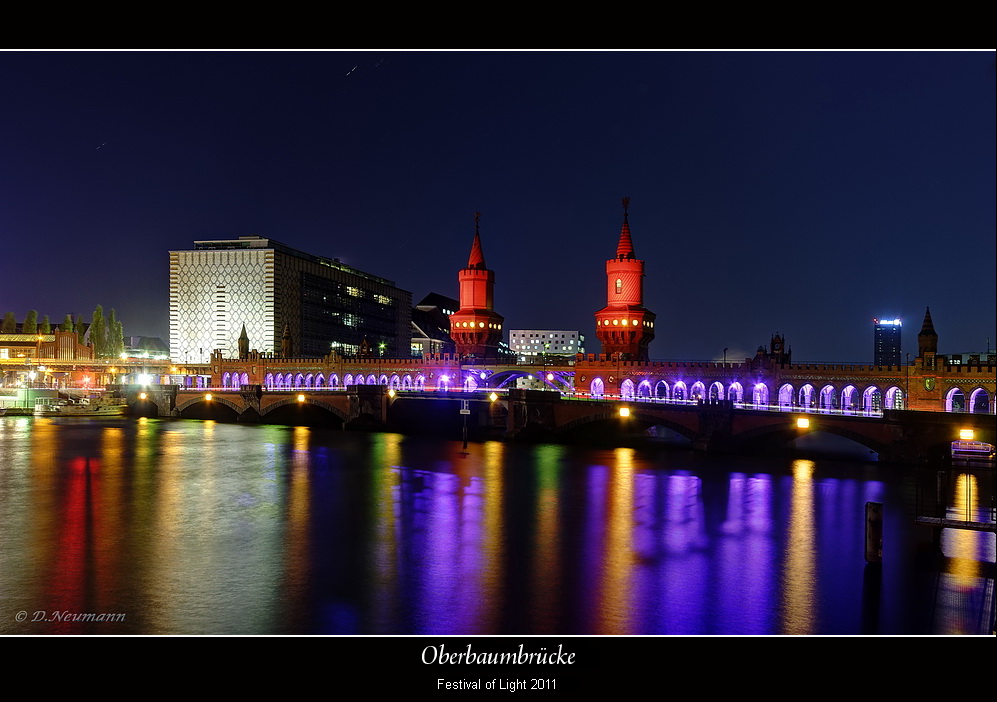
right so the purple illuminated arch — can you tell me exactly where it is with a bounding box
[591,377,605,398]
[390,374,401,389]
[329,374,340,389]
[344,374,354,387]
[378,374,388,386]
[367,374,377,385]
[673,381,687,401]
[222,372,232,388]
[264,373,274,390]
[969,387,991,413]
[464,375,478,392]
[798,384,815,410]
[240,372,249,386]
[402,374,413,390]
[709,381,724,401]
[778,383,793,409]
[884,386,904,410]
[862,386,882,414]
[621,378,635,400]
[841,385,857,413]
[945,387,966,413]
[414,375,425,390]
[820,385,837,412]
[690,381,706,401]
[752,383,769,407]
[654,380,669,400]
[728,382,744,404]
[637,380,652,399]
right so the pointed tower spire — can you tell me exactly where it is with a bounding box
[918,306,938,357]
[616,197,635,259]
[238,323,249,359]
[468,212,486,269]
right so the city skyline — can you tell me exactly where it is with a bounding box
[2,50,994,362]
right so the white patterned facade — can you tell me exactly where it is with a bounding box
[170,246,276,363]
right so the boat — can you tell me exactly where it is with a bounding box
[57,396,129,417]
[951,440,996,467]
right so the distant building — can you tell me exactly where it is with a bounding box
[873,317,902,366]
[411,293,458,357]
[509,330,585,361]
[124,336,170,360]
[169,236,412,362]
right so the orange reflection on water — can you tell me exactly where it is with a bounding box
[594,447,636,634]
[781,459,817,634]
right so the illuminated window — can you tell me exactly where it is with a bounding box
[374,294,391,305]
[347,286,360,297]
[615,279,622,294]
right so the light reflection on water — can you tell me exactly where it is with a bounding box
[0,416,993,635]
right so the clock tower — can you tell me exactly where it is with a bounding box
[594,198,656,360]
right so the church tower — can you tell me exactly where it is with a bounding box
[449,213,504,360]
[595,198,656,360]
[917,306,938,357]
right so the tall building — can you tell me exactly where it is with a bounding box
[449,214,504,360]
[873,317,902,366]
[169,236,411,363]
[594,198,655,360]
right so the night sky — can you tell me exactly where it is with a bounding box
[2,50,994,363]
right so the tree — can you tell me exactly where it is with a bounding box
[107,309,125,358]
[23,310,38,334]
[41,315,51,333]
[1,312,15,333]
[91,305,106,357]
[61,314,74,332]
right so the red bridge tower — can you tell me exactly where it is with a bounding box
[450,213,505,360]
[595,197,656,361]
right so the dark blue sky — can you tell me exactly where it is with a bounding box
[2,50,994,362]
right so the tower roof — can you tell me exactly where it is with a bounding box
[467,212,486,269]
[616,197,634,259]
[918,307,937,337]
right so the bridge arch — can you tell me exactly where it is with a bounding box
[637,379,653,399]
[752,383,769,407]
[728,381,744,404]
[778,383,793,409]
[329,374,340,389]
[591,377,605,398]
[884,386,904,410]
[654,380,669,400]
[969,387,991,413]
[673,381,688,401]
[690,381,705,401]
[709,381,724,401]
[841,385,857,413]
[945,387,965,413]
[621,378,635,400]
[819,384,837,412]
[798,384,815,410]
[862,386,882,414]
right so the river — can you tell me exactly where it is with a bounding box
[1,414,993,636]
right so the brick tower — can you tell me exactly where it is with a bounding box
[450,213,504,360]
[595,198,655,360]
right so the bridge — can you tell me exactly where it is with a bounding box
[129,384,995,464]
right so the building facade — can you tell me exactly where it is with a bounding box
[448,215,505,360]
[169,236,412,362]
[509,330,585,361]
[873,317,902,366]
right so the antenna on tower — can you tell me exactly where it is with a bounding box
[622,196,630,215]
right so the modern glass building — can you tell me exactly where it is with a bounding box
[169,236,411,362]
[509,330,585,361]
[873,317,902,366]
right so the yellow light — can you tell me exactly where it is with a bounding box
[489,392,498,402]
[619,407,630,418]
[297,394,306,403]
[205,393,213,401]
[388,389,396,398]
[139,392,147,400]
[959,428,975,441]
[796,417,810,429]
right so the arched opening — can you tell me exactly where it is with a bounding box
[969,387,991,413]
[841,385,857,414]
[464,375,478,392]
[690,381,706,402]
[709,381,724,402]
[884,386,904,410]
[778,383,793,409]
[673,381,687,402]
[752,383,769,407]
[591,377,605,398]
[637,380,652,400]
[819,384,837,412]
[654,380,670,401]
[798,384,815,410]
[621,378,635,400]
[945,388,966,413]
[728,382,744,404]
[862,386,882,414]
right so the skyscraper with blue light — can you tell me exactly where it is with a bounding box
[873,318,902,366]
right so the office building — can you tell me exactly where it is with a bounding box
[169,236,411,362]
[509,330,585,360]
[873,317,902,366]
